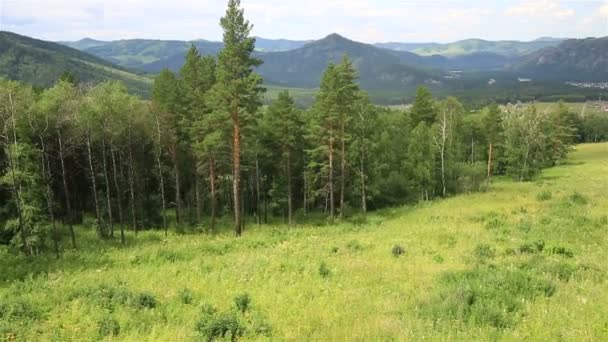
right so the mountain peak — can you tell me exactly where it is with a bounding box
[322,33,350,42]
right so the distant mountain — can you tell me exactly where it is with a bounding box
[257,34,442,89]
[79,39,224,73]
[511,37,608,81]
[254,37,312,52]
[376,38,564,57]
[60,38,109,50]
[0,31,151,94]
[60,37,309,72]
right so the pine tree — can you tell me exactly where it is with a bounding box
[213,0,264,236]
[411,87,436,127]
[263,91,303,225]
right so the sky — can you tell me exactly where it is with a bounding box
[1,0,608,43]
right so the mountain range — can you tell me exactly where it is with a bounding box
[59,35,566,75]
[0,31,151,94]
[1,30,607,102]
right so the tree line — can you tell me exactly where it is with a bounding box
[0,0,603,256]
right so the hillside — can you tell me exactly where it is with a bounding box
[511,37,608,81]
[377,38,563,57]
[2,143,607,340]
[257,34,442,89]
[0,31,151,94]
[253,37,311,52]
[81,39,224,72]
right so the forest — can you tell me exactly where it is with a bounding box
[2,1,608,341]
[1,1,607,256]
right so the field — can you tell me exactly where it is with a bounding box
[1,143,607,341]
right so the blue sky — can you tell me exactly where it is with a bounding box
[1,0,607,42]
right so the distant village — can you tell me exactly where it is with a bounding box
[565,81,608,90]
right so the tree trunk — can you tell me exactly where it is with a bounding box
[209,157,217,232]
[440,116,447,197]
[57,129,76,249]
[195,173,201,223]
[487,142,493,180]
[303,169,308,216]
[328,134,335,220]
[86,135,104,237]
[471,137,475,164]
[360,154,367,214]
[110,146,125,244]
[255,151,261,225]
[340,121,346,219]
[172,146,181,226]
[101,137,114,238]
[232,118,242,236]
[155,115,168,235]
[286,150,293,225]
[127,125,138,234]
[7,93,27,253]
[40,137,59,258]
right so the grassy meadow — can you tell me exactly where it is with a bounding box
[1,143,607,341]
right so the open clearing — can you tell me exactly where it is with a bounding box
[1,143,607,341]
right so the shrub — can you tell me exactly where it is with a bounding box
[135,293,157,309]
[195,305,244,341]
[318,262,331,278]
[536,190,552,201]
[0,300,40,322]
[516,219,532,233]
[234,293,251,314]
[179,289,195,305]
[330,246,339,254]
[71,284,133,311]
[519,240,545,254]
[482,212,506,230]
[568,192,588,205]
[473,244,495,260]
[347,240,364,251]
[349,214,368,227]
[250,314,273,337]
[433,254,444,264]
[391,245,405,257]
[422,267,555,329]
[98,317,120,337]
[548,246,574,258]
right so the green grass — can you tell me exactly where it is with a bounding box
[1,143,607,340]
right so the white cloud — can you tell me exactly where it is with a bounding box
[0,0,605,43]
[506,0,575,19]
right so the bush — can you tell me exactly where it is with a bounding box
[536,190,552,201]
[347,240,364,252]
[135,293,157,309]
[195,305,244,341]
[548,246,574,258]
[473,244,495,260]
[318,262,331,278]
[0,300,40,322]
[391,245,405,257]
[179,289,195,305]
[330,246,339,254]
[71,284,133,311]
[568,192,588,205]
[519,240,545,254]
[98,317,120,337]
[234,293,251,314]
[482,212,506,230]
[422,267,555,329]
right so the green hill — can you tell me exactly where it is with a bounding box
[0,31,151,94]
[396,39,561,57]
[80,39,224,73]
[511,37,608,81]
[258,34,442,90]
